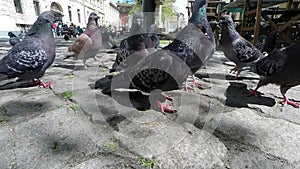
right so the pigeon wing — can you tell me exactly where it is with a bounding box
[232,38,261,63]
[1,38,48,76]
[254,49,285,76]
[68,34,91,54]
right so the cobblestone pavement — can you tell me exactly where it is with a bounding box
[0,38,299,169]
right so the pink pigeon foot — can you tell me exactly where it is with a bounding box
[280,96,299,108]
[165,95,173,101]
[182,82,192,92]
[32,80,52,89]
[192,76,203,89]
[247,89,258,96]
[156,101,176,114]
[229,66,238,73]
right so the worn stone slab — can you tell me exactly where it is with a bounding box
[114,111,227,168]
[211,108,300,165]
[0,88,65,125]
[155,123,227,169]
[230,152,294,169]
[13,108,113,169]
[68,156,138,169]
[0,126,16,169]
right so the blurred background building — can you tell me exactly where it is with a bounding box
[0,0,121,36]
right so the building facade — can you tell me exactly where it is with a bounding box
[0,0,120,36]
[104,1,120,29]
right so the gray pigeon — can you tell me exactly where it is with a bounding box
[0,11,60,88]
[97,0,215,113]
[8,32,20,46]
[219,15,264,79]
[250,43,300,108]
[65,12,102,69]
[259,30,279,54]
[110,12,159,73]
[101,28,117,50]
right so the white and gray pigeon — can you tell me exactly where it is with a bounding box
[250,42,300,108]
[8,32,20,46]
[0,11,60,88]
[97,0,215,113]
[219,15,264,79]
[65,12,102,69]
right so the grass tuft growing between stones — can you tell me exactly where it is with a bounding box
[69,103,80,111]
[61,91,73,99]
[139,158,155,168]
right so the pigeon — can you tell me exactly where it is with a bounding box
[259,30,279,54]
[97,0,215,113]
[65,12,102,69]
[219,15,264,79]
[0,11,60,88]
[255,35,267,51]
[64,34,70,41]
[8,32,20,46]
[148,24,160,49]
[209,20,221,49]
[209,20,220,32]
[101,28,117,50]
[250,43,300,108]
[110,12,159,73]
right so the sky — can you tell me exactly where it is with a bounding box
[173,0,188,14]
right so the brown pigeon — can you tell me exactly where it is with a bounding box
[65,12,102,69]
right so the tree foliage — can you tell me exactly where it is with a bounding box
[127,0,176,15]
[161,0,176,19]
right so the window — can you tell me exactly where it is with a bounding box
[14,0,23,13]
[33,0,40,16]
[68,6,72,22]
[77,9,81,23]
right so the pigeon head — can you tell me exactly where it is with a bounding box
[259,35,267,42]
[130,12,144,34]
[193,0,207,13]
[189,0,207,26]
[8,32,16,38]
[219,15,235,30]
[132,12,144,26]
[88,12,100,21]
[27,10,61,36]
[38,10,61,24]
[149,24,157,33]
[86,12,100,29]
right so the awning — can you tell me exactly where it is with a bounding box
[223,0,286,10]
